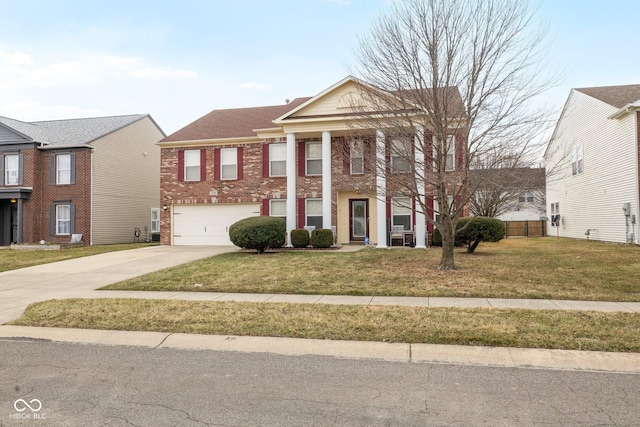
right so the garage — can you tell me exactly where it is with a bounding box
[172,203,261,245]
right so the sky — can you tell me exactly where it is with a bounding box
[1,0,640,136]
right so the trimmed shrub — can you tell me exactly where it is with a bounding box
[228,216,286,253]
[290,228,310,248]
[310,228,334,248]
[431,217,505,253]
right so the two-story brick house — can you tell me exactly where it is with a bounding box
[159,76,466,247]
[0,114,165,246]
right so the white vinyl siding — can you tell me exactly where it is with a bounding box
[91,116,163,245]
[545,90,638,243]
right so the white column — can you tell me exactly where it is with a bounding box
[322,131,332,231]
[286,132,297,246]
[414,125,427,248]
[376,129,387,248]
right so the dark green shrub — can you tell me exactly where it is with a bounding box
[310,228,334,248]
[431,217,505,253]
[290,228,310,248]
[228,216,286,253]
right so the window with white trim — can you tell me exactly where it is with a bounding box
[306,199,323,229]
[391,138,411,172]
[184,149,201,181]
[445,135,456,171]
[56,154,71,185]
[5,154,19,185]
[350,139,364,174]
[306,141,322,175]
[571,144,583,175]
[269,143,286,176]
[220,148,237,180]
[270,199,286,223]
[519,192,534,203]
[56,204,71,235]
[151,208,160,233]
[392,197,412,231]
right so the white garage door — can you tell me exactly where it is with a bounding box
[173,204,261,245]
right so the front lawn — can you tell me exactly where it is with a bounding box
[102,238,640,301]
[12,298,640,352]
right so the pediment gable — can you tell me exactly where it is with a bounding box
[0,122,33,145]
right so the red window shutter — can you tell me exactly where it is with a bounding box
[297,198,305,229]
[200,149,207,181]
[343,140,350,174]
[213,148,221,181]
[262,198,269,216]
[177,150,184,182]
[262,144,269,178]
[426,196,435,232]
[237,147,244,180]
[297,141,305,176]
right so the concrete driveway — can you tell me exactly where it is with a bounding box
[0,245,236,324]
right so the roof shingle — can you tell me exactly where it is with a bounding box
[575,84,640,108]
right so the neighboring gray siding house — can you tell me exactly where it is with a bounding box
[544,84,640,244]
[0,114,165,246]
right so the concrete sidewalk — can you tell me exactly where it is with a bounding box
[1,245,639,373]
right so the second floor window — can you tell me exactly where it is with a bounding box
[4,154,20,185]
[445,135,456,171]
[350,139,364,174]
[306,141,322,175]
[56,154,71,184]
[270,143,286,176]
[220,148,237,180]
[571,144,583,175]
[184,149,201,181]
[391,139,411,172]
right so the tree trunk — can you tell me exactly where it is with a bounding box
[438,223,457,270]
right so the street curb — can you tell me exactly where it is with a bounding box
[1,325,639,374]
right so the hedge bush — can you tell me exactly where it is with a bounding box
[431,217,505,253]
[228,216,286,253]
[290,228,310,248]
[310,228,334,248]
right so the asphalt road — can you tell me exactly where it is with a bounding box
[1,339,639,426]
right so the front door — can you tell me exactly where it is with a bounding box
[349,199,369,242]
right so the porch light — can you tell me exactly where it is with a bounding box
[10,198,17,204]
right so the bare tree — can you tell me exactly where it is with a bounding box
[350,0,555,269]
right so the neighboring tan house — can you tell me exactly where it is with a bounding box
[0,114,165,246]
[159,76,467,247]
[544,84,640,244]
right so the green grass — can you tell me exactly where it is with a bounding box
[12,298,640,352]
[0,243,157,272]
[102,238,640,301]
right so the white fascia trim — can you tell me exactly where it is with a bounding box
[157,137,260,148]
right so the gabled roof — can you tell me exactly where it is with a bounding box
[469,167,545,190]
[0,114,150,147]
[575,84,640,108]
[161,97,311,142]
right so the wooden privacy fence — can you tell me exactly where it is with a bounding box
[504,220,547,238]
